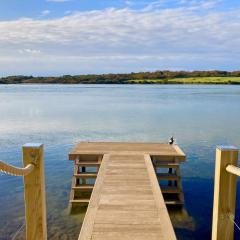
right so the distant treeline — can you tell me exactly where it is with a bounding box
[1,70,240,84]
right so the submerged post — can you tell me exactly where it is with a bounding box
[22,143,47,240]
[212,146,239,240]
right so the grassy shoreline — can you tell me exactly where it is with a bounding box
[127,77,240,84]
[1,76,240,84]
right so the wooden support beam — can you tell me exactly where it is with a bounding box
[22,143,47,240]
[212,145,239,240]
[168,168,173,186]
[74,173,97,178]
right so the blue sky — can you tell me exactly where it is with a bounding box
[0,0,240,76]
[0,0,240,20]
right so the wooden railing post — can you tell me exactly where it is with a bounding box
[22,143,47,240]
[212,145,239,240]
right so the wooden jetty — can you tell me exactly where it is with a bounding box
[69,142,186,240]
[1,142,240,240]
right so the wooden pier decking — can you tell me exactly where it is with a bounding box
[69,142,186,240]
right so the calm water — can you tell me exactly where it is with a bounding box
[0,84,240,240]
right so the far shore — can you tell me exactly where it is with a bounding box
[1,71,240,85]
[1,77,240,85]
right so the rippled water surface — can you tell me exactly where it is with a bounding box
[0,84,240,239]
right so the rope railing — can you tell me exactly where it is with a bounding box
[226,164,240,177]
[0,160,35,176]
[0,143,47,240]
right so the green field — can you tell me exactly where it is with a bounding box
[127,77,240,84]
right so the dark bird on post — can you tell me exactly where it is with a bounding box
[169,136,174,145]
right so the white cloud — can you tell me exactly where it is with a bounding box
[18,48,41,54]
[0,4,239,75]
[142,0,221,11]
[125,1,132,6]
[64,10,72,15]
[41,10,51,16]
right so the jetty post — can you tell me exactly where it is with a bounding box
[22,143,47,240]
[212,145,239,240]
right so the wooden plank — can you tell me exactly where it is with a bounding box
[93,223,163,232]
[74,173,98,178]
[70,199,90,204]
[172,145,186,159]
[22,143,47,240]
[78,154,110,240]
[161,186,181,194]
[157,173,180,180]
[69,176,77,202]
[69,142,186,161]
[165,200,183,205]
[144,154,176,240]
[92,232,163,240]
[98,203,157,211]
[154,163,179,168]
[76,162,101,167]
[73,185,94,191]
[78,153,176,240]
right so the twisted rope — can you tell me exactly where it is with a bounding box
[11,221,25,240]
[226,164,240,177]
[228,213,240,231]
[0,160,35,176]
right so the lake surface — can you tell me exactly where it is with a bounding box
[0,84,240,240]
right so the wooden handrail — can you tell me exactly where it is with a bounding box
[0,143,47,240]
[226,164,240,177]
[212,145,239,240]
[23,143,47,240]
